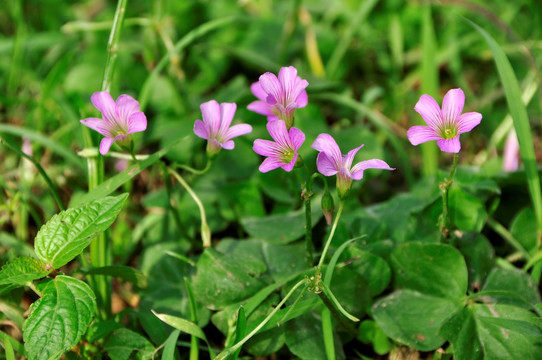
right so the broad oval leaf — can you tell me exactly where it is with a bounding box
[0,257,50,286]
[34,194,128,269]
[23,276,96,360]
[391,242,468,298]
[372,289,462,351]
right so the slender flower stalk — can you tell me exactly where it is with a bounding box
[439,153,459,239]
[312,134,394,198]
[317,200,345,275]
[253,120,305,173]
[193,100,252,157]
[169,168,212,248]
[247,66,308,127]
[407,88,482,153]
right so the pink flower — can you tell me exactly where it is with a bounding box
[312,134,394,197]
[193,100,253,156]
[247,66,309,127]
[407,88,482,153]
[81,91,147,155]
[253,120,305,173]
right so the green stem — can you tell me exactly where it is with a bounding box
[168,168,211,247]
[86,0,128,320]
[78,148,150,161]
[439,153,459,239]
[487,217,531,261]
[174,158,213,175]
[0,137,65,211]
[303,165,314,267]
[316,200,345,274]
[214,279,307,360]
[317,289,357,334]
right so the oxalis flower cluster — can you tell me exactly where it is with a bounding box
[81,68,482,201]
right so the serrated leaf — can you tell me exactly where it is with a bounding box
[0,257,50,286]
[23,276,96,360]
[34,194,128,269]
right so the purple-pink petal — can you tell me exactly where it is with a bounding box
[99,137,115,155]
[247,100,275,117]
[350,159,394,180]
[296,90,308,108]
[193,119,208,140]
[414,94,442,130]
[267,119,291,148]
[441,88,465,124]
[91,91,117,124]
[116,95,140,121]
[253,139,279,157]
[316,152,339,176]
[281,153,298,172]
[222,140,235,150]
[407,125,441,146]
[311,133,342,169]
[226,123,253,140]
[219,103,236,133]
[127,112,147,133]
[259,73,283,105]
[343,145,364,170]
[437,136,461,153]
[259,157,283,173]
[200,100,221,134]
[250,82,267,101]
[457,112,482,134]
[80,117,112,137]
[288,127,305,151]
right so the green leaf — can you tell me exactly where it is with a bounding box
[372,289,462,351]
[232,307,246,360]
[342,248,391,296]
[442,304,542,360]
[510,207,538,254]
[285,313,345,360]
[191,248,265,309]
[448,186,487,232]
[0,257,50,286]
[80,265,147,289]
[469,20,542,233]
[482,267,541,307]
[454,232,495,292]
[86,320,123,343]
[34,194,128,269]
[241,207,323,244]
[103,328,155,360]
[23,276,97,360]
[357,320,392,356]
[3,331,16,360]
[390,243,468,298]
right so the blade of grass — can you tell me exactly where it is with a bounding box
[420,4,439,177]
[139,16,237,110]
[468,20,542,235]
[161,329,181,360]
[2,332,17,360]
[231,307,246,360]
[0,124,85,171]
[325,0,379,79]
[185,278,200,360]
[0,136,65,211]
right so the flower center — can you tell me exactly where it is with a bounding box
[280,149,295,164]
[441,126,458,140]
